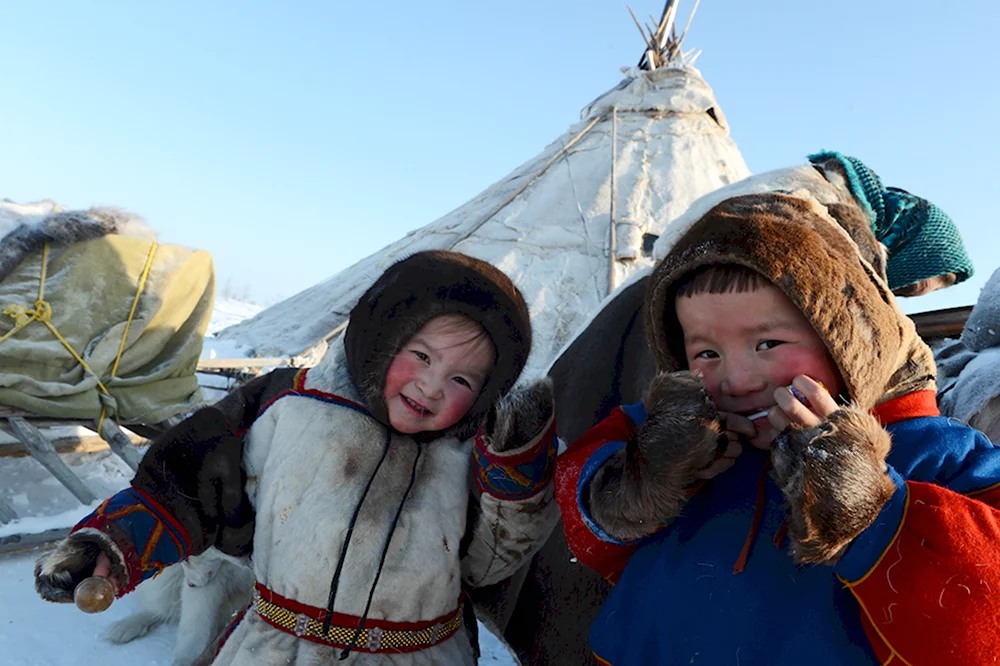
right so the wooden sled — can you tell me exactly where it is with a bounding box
[0,406,164,554]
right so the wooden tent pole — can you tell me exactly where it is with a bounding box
[448,109,611,249]
[608,106,618,296]
[310,109,613,350]
[676,0,702,55]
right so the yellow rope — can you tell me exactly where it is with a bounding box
[99,240,158,433]
[0,241,159,438]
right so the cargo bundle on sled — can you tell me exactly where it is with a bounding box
[0,200,214,548]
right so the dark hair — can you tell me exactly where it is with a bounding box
[674,263,769,298]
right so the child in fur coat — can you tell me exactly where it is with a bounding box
[555,194,1000,665]
[35,250,560,665]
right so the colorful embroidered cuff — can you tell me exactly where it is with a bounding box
[834,466,907,583]
[474,413,557,500]
[72,486,192,595]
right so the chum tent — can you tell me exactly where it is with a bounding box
[217,0,748,379]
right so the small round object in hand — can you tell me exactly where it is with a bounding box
[74,576,115,613]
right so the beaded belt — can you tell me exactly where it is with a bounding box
[251,583,463,654]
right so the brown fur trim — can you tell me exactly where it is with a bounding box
[770,406,896,564]
[589,371,722,541]
[344,250,531,441]
[645,193,936,411]
[810,157,889,284]
[35,529,128,603]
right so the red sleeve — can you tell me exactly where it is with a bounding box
[554,407,639,584]
[839,481,1000,664]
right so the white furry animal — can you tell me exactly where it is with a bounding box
[104,548,253,666]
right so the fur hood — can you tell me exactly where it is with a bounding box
[644,192,936,411]
[343,250,531,440]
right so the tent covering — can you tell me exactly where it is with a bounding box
[0,233,214,424]
[219,63,750,377]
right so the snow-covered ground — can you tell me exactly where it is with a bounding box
[0,297,518,665]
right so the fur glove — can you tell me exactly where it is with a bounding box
[590,371,723,541]
[481,378,554,453]
[35,529,127,603]
[771,405,897,564]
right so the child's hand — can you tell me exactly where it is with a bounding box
[482,377,554,453]
[701,411,753,480]
[638,371,724,481]
[92,552,120,591]
[770,401,897,565]
[35,533,124,604]
[589,370,723,541]
[754,376,838,450]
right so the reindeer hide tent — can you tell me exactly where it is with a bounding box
[216,30,748,379]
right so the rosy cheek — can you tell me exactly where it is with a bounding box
[772,349,820,386]
[690,364,722,402]
[384,356,417,400]
[443,392,476,424]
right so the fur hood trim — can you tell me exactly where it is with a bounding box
[645,193,936,410]
[343,250,531,440]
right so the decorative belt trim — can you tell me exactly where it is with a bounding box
[251,583,463,654]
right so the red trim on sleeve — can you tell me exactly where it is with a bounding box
[871,390,939,426]
[555,407,640,583]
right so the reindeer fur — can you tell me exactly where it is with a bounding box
[770,406,896,564]
[0,207,156,282]
[590,371,721,541]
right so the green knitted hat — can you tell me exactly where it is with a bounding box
[808,150,973,292]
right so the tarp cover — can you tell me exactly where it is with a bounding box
[0,235,214,423]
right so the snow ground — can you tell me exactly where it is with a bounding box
[0,297,517,665]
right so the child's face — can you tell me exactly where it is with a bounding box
[676,283,844,444]
[383,314,496,434]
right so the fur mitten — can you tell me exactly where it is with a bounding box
[482,378,554,453]
[35,529,127,603]
[771,406,897,564]
[590,371,723,541]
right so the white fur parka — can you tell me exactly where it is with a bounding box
[212,341,559,665]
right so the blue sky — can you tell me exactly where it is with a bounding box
[1,1,996,313]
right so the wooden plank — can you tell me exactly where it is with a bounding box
[0,526,69,556]
[909,305,973,341]
[197,357,290,370]
[7,417,97,505]
[0,432,144,459]
[0,409,96,430]
[97,420,142,471]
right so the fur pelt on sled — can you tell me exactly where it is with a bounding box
[0,202,157,283]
